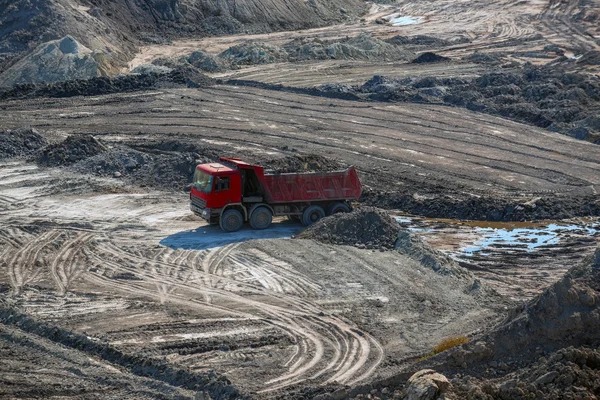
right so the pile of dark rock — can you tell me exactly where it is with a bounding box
[37,135,106,166]
[297,207,400,250]
[0,128,47,159]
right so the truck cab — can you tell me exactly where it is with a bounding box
[189,162,242,223]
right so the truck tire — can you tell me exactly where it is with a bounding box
[220,209,243,232]
[326,202,351,215]
[250,206,272,230]
[302,205,325,226]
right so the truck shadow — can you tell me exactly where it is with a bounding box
[160,221,304,250]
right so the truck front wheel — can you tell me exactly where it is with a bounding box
[302,205,325,226]
[250,207,273,230]
[220,209,243,232]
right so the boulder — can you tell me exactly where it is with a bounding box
[405,369,451,400]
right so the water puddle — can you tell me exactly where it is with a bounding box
[384,14,424,26]
[396,216,600,257]
[462,224,599,255]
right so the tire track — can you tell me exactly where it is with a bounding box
[87,241,383,390]
[6,229,63,296]
[50,233,94,296]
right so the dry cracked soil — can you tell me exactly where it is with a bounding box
[1,0,600,399]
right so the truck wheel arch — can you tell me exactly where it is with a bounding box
[221,203,248,221]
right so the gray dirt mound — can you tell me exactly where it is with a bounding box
[219,42,289,66]
[261,154,346,173]
[197,34,415,71]
[395,230,471,278]
[37,135,107,167]
[284,33,415,62]
[386,35,452,47]
[412,52,451,63]
[0,67,215,100]
[0,128,47,159]
[0,36,111,87]
[297,207,400,250]
[71,143,218,191]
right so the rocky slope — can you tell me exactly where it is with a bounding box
[0,0,366,84]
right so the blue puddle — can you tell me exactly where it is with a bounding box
[389,16,423,26]
[462,224,599,255]
[396,217,599,257]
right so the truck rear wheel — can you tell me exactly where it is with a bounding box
[302,205,325,226]
[250,207,272,230]
[220,209,243,232]
[326,202,351,215]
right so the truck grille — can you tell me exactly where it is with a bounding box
[191,195,206,209]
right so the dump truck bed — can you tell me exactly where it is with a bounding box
[262,168,361,203]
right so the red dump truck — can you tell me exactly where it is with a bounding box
[188,157,362,232]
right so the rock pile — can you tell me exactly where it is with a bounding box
[37,135,107,167]
[297,207,400,250]
[0,128,47,159]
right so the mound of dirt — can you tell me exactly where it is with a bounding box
[179,34,415,72]
[0,36,111,87]
[261,154,346,173]
[284,33,415,62]
[219,42,289,66]
[386,35,452,47]
[37,135,107,167]
[297,207,400,250]
[0,128,47,159]
[411,52,451,63]
[0,67,215,100]
[71,142,219,191]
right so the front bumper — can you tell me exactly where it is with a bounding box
[190,202,211,221]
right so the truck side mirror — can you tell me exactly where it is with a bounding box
[184,184,192,193]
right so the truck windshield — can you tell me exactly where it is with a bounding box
[193,170,213,193]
